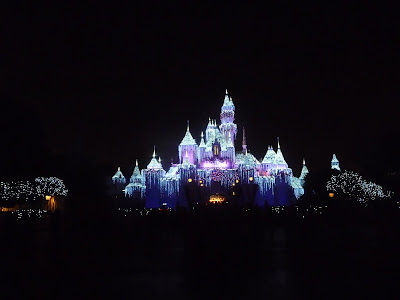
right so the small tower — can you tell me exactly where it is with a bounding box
[242,127,247,155]
[299,158,309,180]
[144,147,165,208]
[331,154,341,171]
[198,131,206,163]
[112,167,126,184]
[273,137,288,170]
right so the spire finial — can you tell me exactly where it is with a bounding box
[153,146,156,158]
[159,156,161,163]
[136,159,138,166]
[225,89,228,95]
[303,158,306,165]
[277,137,280,149]
[201,131,204,138]
[118,166,120,171]
[187,120,190,131]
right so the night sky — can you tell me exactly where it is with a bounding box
[2,2,398,184]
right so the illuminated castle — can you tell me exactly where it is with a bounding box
[112,90,308,209]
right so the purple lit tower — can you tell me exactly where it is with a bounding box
[178,122,198,165]
[113,90,307,209]
[219,89,237,146]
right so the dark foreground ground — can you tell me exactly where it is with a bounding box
[1,207,399,299]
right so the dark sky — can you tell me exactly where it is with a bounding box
[1,2,398,181]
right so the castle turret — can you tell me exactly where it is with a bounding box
[273,138,288,170]
[147,147,163,170]
[112,167,126,184]
[125,159,145,199]
[242,127,247,155]
[331,154,341,171]
[144,147,165,208]
[219,89,237,146]
[262,145,276,171]
[198,131,206,163]
[299,158,309,180]
[178,121,198,165]
[205,117,218,143]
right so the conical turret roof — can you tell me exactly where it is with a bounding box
[132,159,141,177]
[262,145,276,163]
[180,122,197,145]
[222,89,234,107]
[147,147,163,170]
[273,138,287,166]
[112,167,125,179]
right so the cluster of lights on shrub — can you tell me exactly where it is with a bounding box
[11,209,47,219]
[0,177,68,201]
[326,170,393,206]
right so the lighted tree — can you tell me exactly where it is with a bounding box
[0,180,38,202]
[326,170,392,206]
[35,177,68,197]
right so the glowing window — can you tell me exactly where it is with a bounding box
[329,193,334,198]
[214,146,219,156]
[209,194,225,204]
[249,177,253,182]
[188,178,193,183]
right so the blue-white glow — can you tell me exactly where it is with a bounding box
[112,90,307,208]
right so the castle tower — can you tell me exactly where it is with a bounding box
[299,158,309,180]
[178,121,198,165]
[226,132,235,166]
[262,145,276,171]
[331,154,341,171]
[198,131,206,163]
[205,118,218,144]
[144,147,165,208]
[219,89,237,146]
[124,159,146,200]
[112,167,126,184]
[242,127,247,154]
[273,138,288,170]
